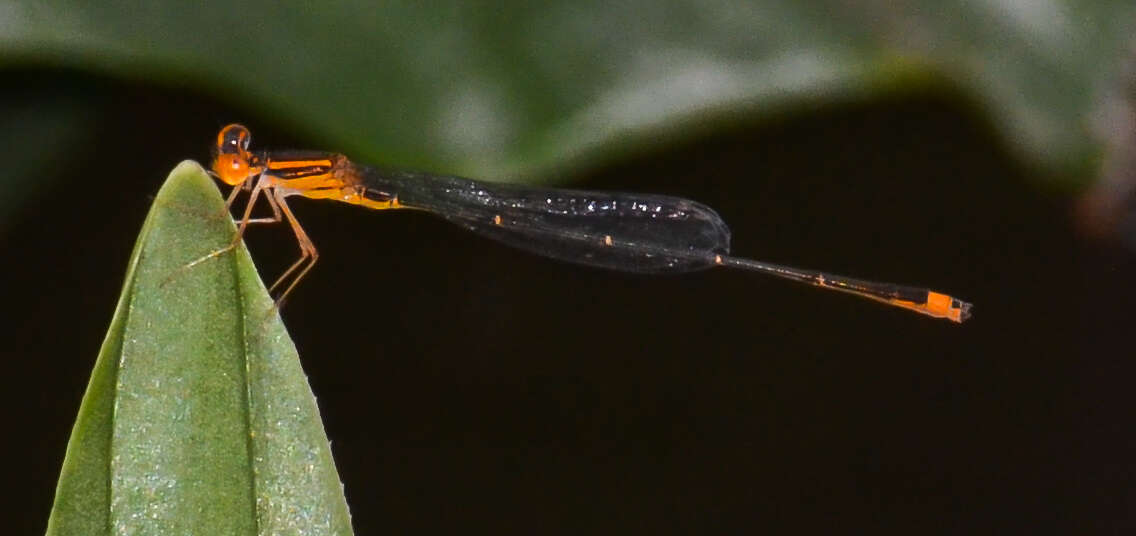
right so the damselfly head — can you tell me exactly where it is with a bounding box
[212,124,256,186]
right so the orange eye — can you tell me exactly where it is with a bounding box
[216,124,251,154]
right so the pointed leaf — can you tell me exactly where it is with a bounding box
[46,161,353,535]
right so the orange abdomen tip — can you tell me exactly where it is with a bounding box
[926,291,972,323]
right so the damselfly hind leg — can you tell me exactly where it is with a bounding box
[264,189,318,306]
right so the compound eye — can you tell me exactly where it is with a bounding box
[217,124,251,155]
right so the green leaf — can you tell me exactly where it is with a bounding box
[46,161,353,535]
[3,1,1132,185]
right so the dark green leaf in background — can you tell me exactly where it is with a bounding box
[1,1,1132,185]
[46,162,352,535]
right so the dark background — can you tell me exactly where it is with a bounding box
[5,68,1135,533]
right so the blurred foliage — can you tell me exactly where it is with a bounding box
[0,0,1133,186]
[46,162,352,535]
